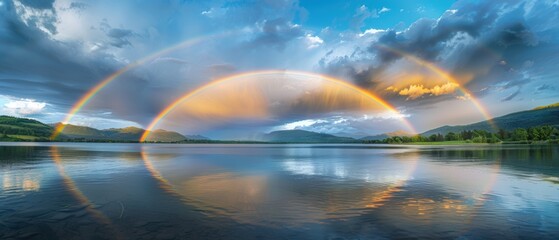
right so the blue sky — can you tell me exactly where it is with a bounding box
[298,0,456,30]
[0,0,558,139]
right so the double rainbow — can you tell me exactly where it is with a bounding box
[52,35,497,141]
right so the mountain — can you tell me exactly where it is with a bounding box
[261,130,356,143]
[58,124,106,139]
[422,102,559,136]
[0,116,54,141]
[102,126,145,141]
[147,129,188,142]
[61,125,187,142]
[185,135,210,140]
[0,116,187,142]
[360,130,415,141]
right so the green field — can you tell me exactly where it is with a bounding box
[7,135,41,140]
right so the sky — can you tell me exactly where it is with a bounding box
[1,0,558,139]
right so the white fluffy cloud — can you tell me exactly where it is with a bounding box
[270,111,411,137]
[304,34,324,49]
[3,99,47,116]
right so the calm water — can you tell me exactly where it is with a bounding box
[1,143,558,239]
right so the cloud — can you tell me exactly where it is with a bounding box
[351,5,377,30]
[106,28,135,48]
[394,82,459,100]
[501,88,520,102]
[304,34,323,49]
[13,0,58,34]
[359,28,386,37]
[535,84,555,92]
[379,7,390,14]
[270,112,411,137]
[18,0,55,10]
[68,2,88,10]
[3,98,46,116]
[321,0,559,108]
[248,18,304,50]
[2,0,558,137]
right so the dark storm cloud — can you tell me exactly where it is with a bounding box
[0,7,109,106]
[0,2,161,124]
[321,0,559,105]
[0,78,81,106]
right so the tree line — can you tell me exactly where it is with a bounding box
[364,126,559,144]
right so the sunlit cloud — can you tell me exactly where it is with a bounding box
[388,82,459,100]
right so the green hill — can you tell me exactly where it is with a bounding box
[0,116,187,142]
[103,126,145,141]
[59,124,106,139]
[261,130,357,143]
[533,102,559,110]
[422,103,559,136]
[0,116,54,141]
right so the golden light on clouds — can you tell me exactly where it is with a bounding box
[156,72,390,132]
[392,82,459,100]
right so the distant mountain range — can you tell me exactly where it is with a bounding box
[261,102,559,142]
[1,102,558,142]
[421,102,559,136]
[259,129,357,143]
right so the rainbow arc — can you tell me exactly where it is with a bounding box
[140,70,417,142]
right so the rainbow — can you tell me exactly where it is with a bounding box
[51,31,235,140]
[375,45,498,131]
[50,147,118,231]
[140,70,417,142]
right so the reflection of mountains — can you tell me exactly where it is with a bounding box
[410,145,559,177]
[0,145,47,162]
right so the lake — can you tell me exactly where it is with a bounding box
[1,143,558,239]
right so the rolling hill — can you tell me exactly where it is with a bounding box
[260,130,357,143]
[0,116,54,141]
[422,102,559,136]
[0,116,188,142]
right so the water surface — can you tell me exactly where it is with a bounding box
[1,143,558,239]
